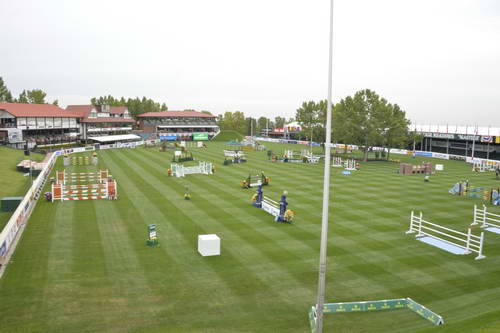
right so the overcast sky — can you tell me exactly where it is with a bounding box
[1,0,499,125]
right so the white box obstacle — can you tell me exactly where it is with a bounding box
[406,211,485,260]
[170,161,213,177]
[471,205,500,234]
[198,234,220,256]
[435,164,444,171]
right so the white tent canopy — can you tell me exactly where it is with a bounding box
[89,134,141,143]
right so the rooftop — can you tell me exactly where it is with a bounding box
[0,103,80,118]
[138,111,215,118]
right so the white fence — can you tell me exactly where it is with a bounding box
[224,150,245,158]
[406,211,485,260]
[471,205,500,232]
[171,161,213,177]
[0,151,58,269]
[0,142,145,276]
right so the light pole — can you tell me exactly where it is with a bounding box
[315,0,334,332]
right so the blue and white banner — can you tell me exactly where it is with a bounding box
[160,135,177,141]
[431,153,449,160]
[415,151,433,157]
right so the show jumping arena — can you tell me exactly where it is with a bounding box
[1,141,500,333]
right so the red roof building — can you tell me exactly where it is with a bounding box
[136,110,218,141]
[66,105,135,140]
[0,103,81,146]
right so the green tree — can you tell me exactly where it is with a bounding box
[373,102,410,160]
[217,111,246,135]
[256,117,269,136]
[0,77,13,102]
[245,117,258,136]
[274,116,285,129]
[332,89,410,161]
[17,89,47,104]
[90,95,167,118]
[295,101,325,143]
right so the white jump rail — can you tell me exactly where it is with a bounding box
[332,157,343,167]
[224,150,245,158]
[261,196,280,218]
[471,205,500,234]
[344,159,357,171]
[406,211,485,260]
[171,161,213,178]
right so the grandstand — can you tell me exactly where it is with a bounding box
[0,103,80,148]
[66,105,135,142]
[413,124,500,159]
[137,110,219,141]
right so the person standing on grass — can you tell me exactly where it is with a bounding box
[496,166,499,180]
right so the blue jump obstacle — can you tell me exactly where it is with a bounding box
[252,184,291,223]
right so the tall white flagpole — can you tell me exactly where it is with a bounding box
[315,0,334,331]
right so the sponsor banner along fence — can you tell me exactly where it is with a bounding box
[0,141,145,272]
[253,137,500,165]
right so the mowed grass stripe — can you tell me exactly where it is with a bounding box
[1,143,500,332]
[120,149,317,294]
[140,148,323,249]
[105,149,304,331]
[101,150,252,330]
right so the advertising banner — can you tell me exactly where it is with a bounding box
[415,151,432,157]
[160,135,177,141]
[406,298,444,325]
[193,133,209,141]
[431,153,449,160]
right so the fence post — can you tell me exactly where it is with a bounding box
[406,211,414,234]
[471,205,478,225]
[482,205,487,227]
[465,228,471,254]
[475,232,486,260]
[417,212,423,237]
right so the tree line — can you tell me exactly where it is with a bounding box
[0,77,59,105]
[2,76,413,156]
[295,89,411,161]
[216,112,291,136]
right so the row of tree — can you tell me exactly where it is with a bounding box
[215,112,291,136]
[295,89,411,161]
[0,77,59,105]
[90,95,168,118]
[2,76,412,157]
[0,77,171,118]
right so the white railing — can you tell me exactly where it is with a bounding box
[471,205,500,230]
[262,196,280,217]
[406,211,485,260]
[0,141,146,276]
[171,161,213,178]
[0,151,58,268]
[224,150,245,158]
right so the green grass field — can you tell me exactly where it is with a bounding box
[0,142,499,332]
[0,147,44,230]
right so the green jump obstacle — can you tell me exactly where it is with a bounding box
[308,298,443,332]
